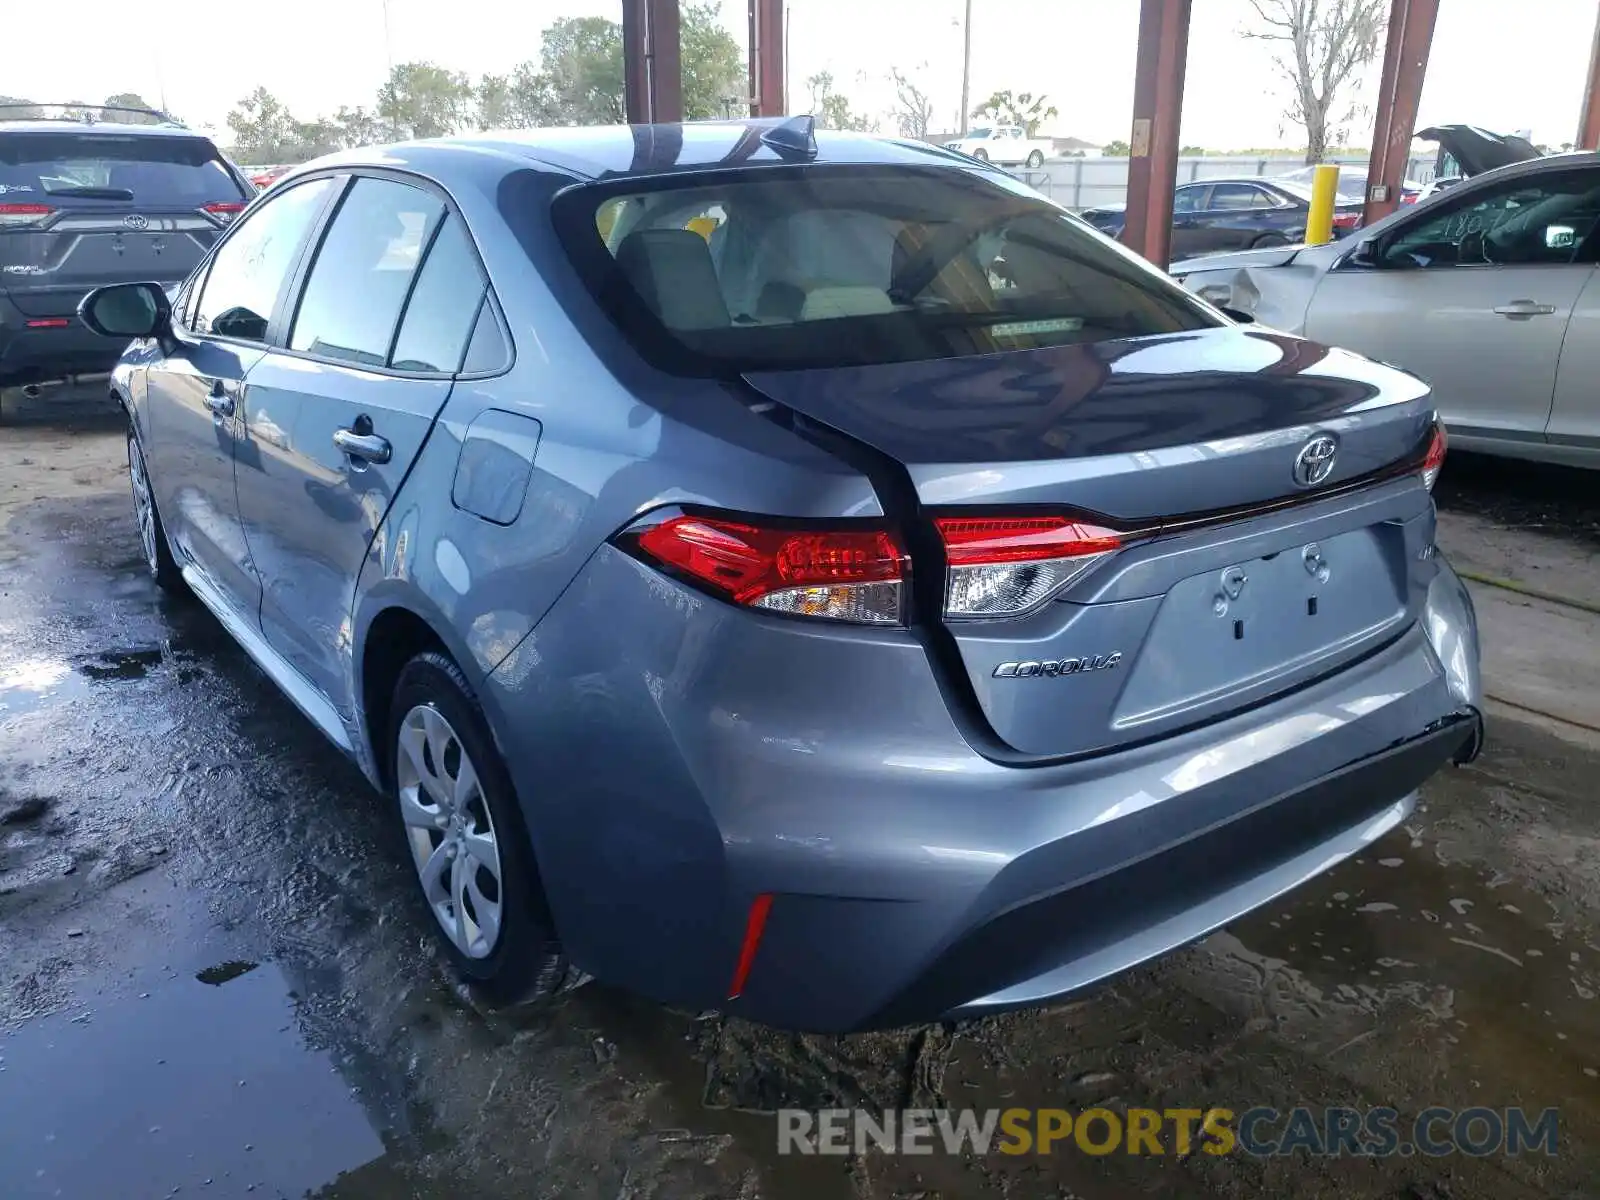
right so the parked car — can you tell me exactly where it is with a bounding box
[81,118,1482,1032]
[1171,152,1600,468]
[1415,124,1542,201]
[944,124,1053,168]
[1274,163,1423,206]
[0,107,251,390]
[1079,176,1364,257]
[242,164,293,191]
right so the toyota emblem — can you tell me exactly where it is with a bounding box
[1292,434,1339,488]
[122,214,149,231]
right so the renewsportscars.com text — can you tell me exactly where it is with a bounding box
[777,1106,1559,1158]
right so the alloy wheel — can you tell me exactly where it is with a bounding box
[128,440,159,575]
[396,703,505,959]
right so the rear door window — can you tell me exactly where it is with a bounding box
[192,177,335,342]
[389,214,487,372]
[1208,183,1268,210]
[0,132,245,208]
[547,164,1216,374]
[289,177,444,367]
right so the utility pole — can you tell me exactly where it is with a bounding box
[959,0,973,135]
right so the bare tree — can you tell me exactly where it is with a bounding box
[889,66,934,140]
[1245,0,1387,164]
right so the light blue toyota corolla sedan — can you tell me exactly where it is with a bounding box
[79,117,1483,1032]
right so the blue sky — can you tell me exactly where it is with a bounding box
[9,0,1594,149]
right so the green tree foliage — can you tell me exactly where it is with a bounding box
[504,3,742,126]
[103,92,162,122]
[219,1,747,163]
[0,95,42,119]
[970,89,1058,136]
[1101,138,1131,156]
[521,15,626,124]
[806,71,878,133]
[378,62,475,139]
[678,2,744,119]
[227,87,302,160]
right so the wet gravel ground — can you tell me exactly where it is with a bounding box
[3,389,1600,1199]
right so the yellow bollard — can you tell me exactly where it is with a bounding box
[1304,163,1340,246]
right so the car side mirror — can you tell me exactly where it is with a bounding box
[209,306,268,342]
[1546,224,1577,250]
[1342,238,1380,269]
[78,281,170,340]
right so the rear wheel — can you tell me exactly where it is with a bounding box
[127,429,185,592]
[1026,150,1045,169]
[972,147,989,162]
[389,651,580,1005]
[1251,232,1290,248]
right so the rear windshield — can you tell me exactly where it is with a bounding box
[549,165,1218,374]
[0,133,244,207]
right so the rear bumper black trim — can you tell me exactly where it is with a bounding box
[865,713,1478,1029]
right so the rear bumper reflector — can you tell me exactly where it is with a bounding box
[727,892,774,999]
[24,318,71,329]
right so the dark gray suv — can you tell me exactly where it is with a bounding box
[0,105,250,390]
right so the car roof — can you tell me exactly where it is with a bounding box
[1181,177,1294,188]
[0,120,209,139]
[294,119,979,184]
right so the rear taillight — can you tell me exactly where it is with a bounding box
[203,201,247,224]
[632,514,907,625]
[0,202,55,229]
[1421,423,1447,491]
[1331,211,1361,231]
[935,515,1122,618]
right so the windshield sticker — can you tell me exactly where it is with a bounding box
[989,318,1085,338]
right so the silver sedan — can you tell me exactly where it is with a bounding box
[1172,152,1600,468]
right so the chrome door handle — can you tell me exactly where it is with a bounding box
[333,428,392,464]
[204,380,234,417]
[1493,300,1557,318]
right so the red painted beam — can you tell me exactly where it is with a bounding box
[623,0,684,124]
[1579,2,1600,149]
[1363,0,1439,227]
[748,0,786,117]
[1121,0,1192,269]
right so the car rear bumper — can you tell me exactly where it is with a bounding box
[483,546,1482,1032]
[0,296,129,385]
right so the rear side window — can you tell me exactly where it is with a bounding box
[547,165,1216,375]
[194,177,334,341]
[0,132,244,207]
[290,178,444,367]
[389,214,486,372]
[461,300,510,373]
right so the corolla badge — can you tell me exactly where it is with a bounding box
[993,653,1123,678]
[1292,433,1339,487]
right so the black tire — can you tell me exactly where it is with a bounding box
[127,429,185,593]
[972,147,989,162]
[388,650,580,1005]
[1026,150,1045,169]
[1251,232,1291,248]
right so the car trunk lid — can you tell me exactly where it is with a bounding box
[744,326,1439,759]
[1417,124,1543,178]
